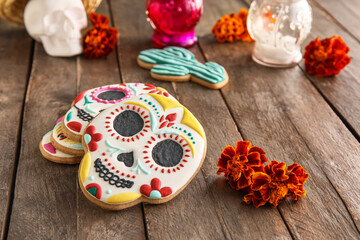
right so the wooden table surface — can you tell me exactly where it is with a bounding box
[1,0,360,239]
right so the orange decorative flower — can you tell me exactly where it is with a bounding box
[217,141,267,190]
[83,13,118,59]
[89,12,110,29]
[303,36,351,77]
[244,160,309,208]
[237,9,253,42]
[212,9,254,43]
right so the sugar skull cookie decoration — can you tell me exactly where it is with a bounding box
[137,47,229,89]
[79,94,206,210]
[50,116,84,157]
[39,131,82,164]
[62,83,174,142]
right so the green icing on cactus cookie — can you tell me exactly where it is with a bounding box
[151,64,190,76]
[138,47,226,84]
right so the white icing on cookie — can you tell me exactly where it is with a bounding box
[41,131,77,158]
[63,83,175,138]
[52,119,83,150]
[79,94,206,205]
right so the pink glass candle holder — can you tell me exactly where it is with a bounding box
[146,0,203,48]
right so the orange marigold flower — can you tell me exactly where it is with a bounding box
[211,8,254,43]
[217,141,267,190]
[237,8,253,42]
[303,36,351,77]
[89,12,110,28]
[244,160,309,208]
[83,13,118,59]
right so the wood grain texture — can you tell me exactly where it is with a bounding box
[242,0,360,232]
[2,0,360,239]
[0,20,32,239]
[299,0,360,139]
[239,0,360,137]
[313,0,360,40]
[245,0,360,139]
[76,2,146,239]
[111,0,292,239]
[201,0,360,238]
[7,43,79,239]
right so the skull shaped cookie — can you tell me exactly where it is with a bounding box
[78,94,206,210]
[62,83,174,142]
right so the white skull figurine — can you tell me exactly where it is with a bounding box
[78,94,207,210]
[24,0,87,57]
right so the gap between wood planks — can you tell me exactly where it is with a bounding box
[110,0,294,239]
[201,0,360,237]
[297,66,360,143]
[242,0,360,232]
[1,40,35,240]
[242,0,360,151]
[111,0,360,238]
[310,0,360,43]
[106,1,151,238]
[1,0,357,238]
[239,0,360,150]
[197,35,296,240]
[303,0,360,142]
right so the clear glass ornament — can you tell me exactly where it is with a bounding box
[247,0,312,67]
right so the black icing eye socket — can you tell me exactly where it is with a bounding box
[152,139,183,167]
[117,152,134,167]
[98,90,126,101]
[113,110,144,137]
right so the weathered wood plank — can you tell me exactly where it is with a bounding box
[111,0,292,239]
[239,0,360,139]
[7,43,79,239]
[199,0,360,237]
[313,0,360,40]
[0,20,32,239]
[300,0,360,140]
[76,2,146,239]
[243,0,360,231]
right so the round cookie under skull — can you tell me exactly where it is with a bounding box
[78,94,206,210]
[40,131,82,164]
[50,116,84,157]
[62,83,174,142]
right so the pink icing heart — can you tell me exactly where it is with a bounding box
[44,143,56,154]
